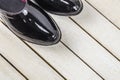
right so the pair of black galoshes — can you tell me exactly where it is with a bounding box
[0,0,83,46]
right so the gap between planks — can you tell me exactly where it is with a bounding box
[84,0,120,30]
[69,17,120,62]
[0,53,28,80]
[49,15,120,80]
[70,0,120,61]
[0,20,103,80]
[0,20,67,80]
[0,0,120,79]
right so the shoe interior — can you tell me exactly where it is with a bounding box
[0,0,26,13]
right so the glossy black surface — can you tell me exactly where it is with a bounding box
[32,0,83,16]
[5,2,61,45]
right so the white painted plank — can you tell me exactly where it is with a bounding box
[72,1,120,59]
[26,42,102,80]
[25,2,120,78]
[0,22,102,80]
[85,0,120,29]
[0,55,26,80]
[48,14,120,80]
[0,23,63,80]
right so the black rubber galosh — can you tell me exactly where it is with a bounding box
[0,0,26,13]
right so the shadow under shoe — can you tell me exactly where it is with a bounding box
[1,0,61,46]
[31,0,83,16]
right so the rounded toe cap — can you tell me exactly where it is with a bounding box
[62,0,83,16]
[47,28,61,45]
[6,2,61,46]
[33,0,83,16]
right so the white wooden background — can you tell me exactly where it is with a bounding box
[0,0,120,80]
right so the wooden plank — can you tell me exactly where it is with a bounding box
[26,42,102,80]
[0,23,64,80]
[0,54,26,80]
[48,14,120,80]
[59,2,120,80]
[72,1,120,60]
[0,22,102,80]
[85,0,120,29]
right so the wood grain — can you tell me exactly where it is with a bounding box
[85,0,120,29]
[72,1,120,60]
[0,0,120,80]
[49,14,120,80]
[0,54,26,80]
[0,23,64,80]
